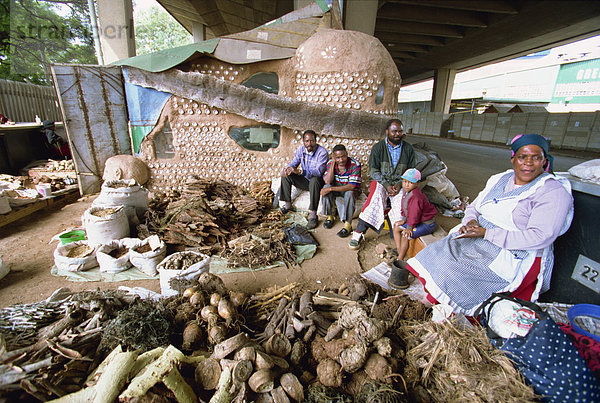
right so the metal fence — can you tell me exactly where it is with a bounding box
[399,111,600,152]
[0,79,61,123]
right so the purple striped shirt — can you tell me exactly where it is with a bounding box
[288,144,329,179]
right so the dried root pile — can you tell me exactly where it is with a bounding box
[248,181,274,208]
[0,275,540,402]
[400,319,538,402]
[141,177,272,249]
[222,229,297,269]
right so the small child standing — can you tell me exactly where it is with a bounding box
[390,168,437,262]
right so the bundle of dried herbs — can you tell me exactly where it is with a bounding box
[100,300,175,354]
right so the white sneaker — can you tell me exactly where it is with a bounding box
[348,231,363,250]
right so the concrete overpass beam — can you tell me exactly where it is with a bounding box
[96,0,136,64]
[431,68,456,113]
[344,0,378,35]
[192,22,206,42]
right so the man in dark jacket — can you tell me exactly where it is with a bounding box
[349,119,416,249]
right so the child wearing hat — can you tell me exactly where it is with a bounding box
[388,168,437,289]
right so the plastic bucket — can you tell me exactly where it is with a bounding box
[59,230,86,245]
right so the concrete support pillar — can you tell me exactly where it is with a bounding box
[192,22,205,43]
[96,0,136,64]
[431,68,456,113]
[344,0,378,35]
[294,0,314,10]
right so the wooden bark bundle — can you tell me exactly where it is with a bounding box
[142,178,279,253]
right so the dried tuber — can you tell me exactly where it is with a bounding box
[181,322,203,351]
[195,357,222,390]
[316,358,343,388]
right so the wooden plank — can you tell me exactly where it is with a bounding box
[0,186,79,228]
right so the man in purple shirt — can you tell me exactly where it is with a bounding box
[280,130,329,229]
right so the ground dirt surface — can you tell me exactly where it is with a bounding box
[0,192,460,307]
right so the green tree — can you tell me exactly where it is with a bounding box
[134,3,192,55]
[0,0,95,84]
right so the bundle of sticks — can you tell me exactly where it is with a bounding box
[0,290,135,401]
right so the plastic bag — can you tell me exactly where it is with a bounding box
[54,241,98,272]
[568,159,600,184]
[477,293,600,401]
[284,224,319,245]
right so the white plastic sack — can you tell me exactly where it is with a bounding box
[54,241,98,272]
[568,159,600,184]
[0,193,11,214]
[96,238,139,273]
[425,169,460,200]
[156,251,211,297]
[83,206,130,245]
[0,256,8,281]
[92,179,149,225]
[129,235,166,276]
[272,177,365,218]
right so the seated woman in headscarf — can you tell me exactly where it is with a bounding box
[393,134,574,316]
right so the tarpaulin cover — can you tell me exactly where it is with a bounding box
[112,38,220,72]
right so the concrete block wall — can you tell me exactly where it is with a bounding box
[399,111,600,152]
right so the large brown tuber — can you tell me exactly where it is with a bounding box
[323,337,354,361]
[316,358,343,388]
[339,344,368,373]
[310,336,328,362]
[354,317,387,344]
[290,340,306,366]
[271,386,291,403]
[363,353,393,384]
[229,290,248,308]
[208,323,228,345]
[373,337,392,358]
[270,355,290,371]
[234,346,256,362]
[220,359,253,383]
[195,357,222,390]
[345,370,369,396]
[197,272,227,295]
[213,332,249,359]
[255,350,275,370]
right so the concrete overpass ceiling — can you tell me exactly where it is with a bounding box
[376,0,600,85]
[154,1,600,86]
[156,0,294,39]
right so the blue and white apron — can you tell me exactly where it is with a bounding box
[407,170,573,316]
